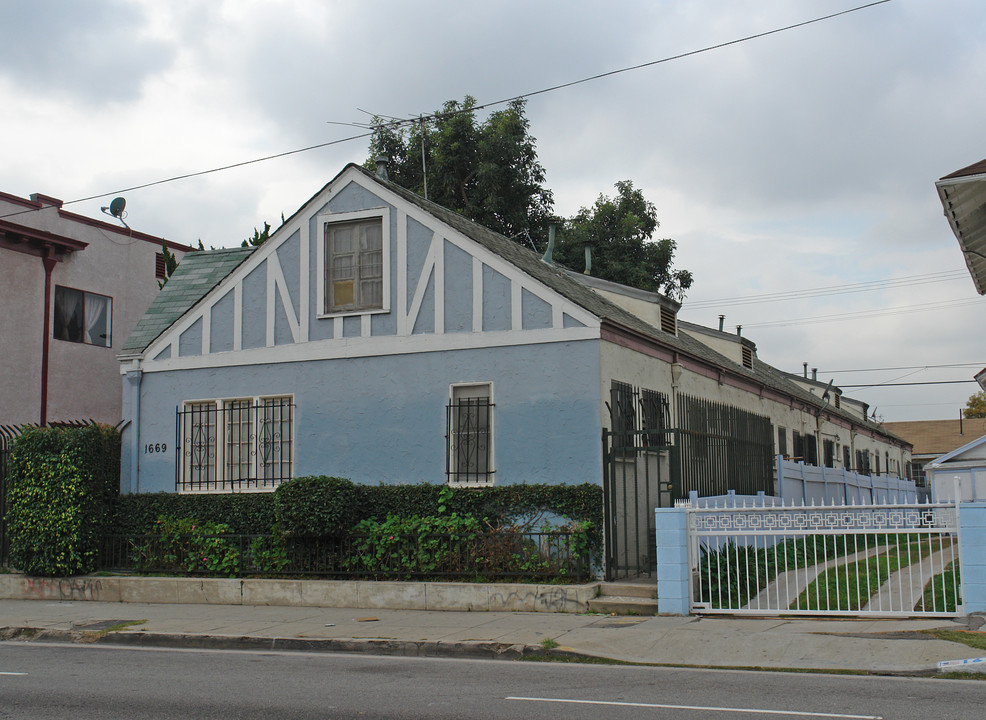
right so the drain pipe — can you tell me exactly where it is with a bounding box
[39,246,57,425]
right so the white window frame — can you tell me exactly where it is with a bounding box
[316,207,390,318]
[446,382,495,487]
[178,394,294,494]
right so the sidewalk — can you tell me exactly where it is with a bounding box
[1,597,982,674]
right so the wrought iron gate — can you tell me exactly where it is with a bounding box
[602,387,775,581]
[688,499,963,617]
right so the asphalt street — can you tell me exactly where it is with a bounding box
[0,643,982,720]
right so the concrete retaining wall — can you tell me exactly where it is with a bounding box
[0,574,597,613]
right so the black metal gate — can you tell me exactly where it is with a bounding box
[602,388,774,581]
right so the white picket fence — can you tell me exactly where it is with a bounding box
[687,498,962,617]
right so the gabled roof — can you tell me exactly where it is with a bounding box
[120,247,254,355]
[882,418,986,457]
[117,164,906,445]
[926,432,986,467]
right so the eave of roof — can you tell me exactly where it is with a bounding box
[936,159,986,295]
[0,218,89,257]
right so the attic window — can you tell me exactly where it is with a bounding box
[155,252,166,279]
[317,208,390,317]
[660,306,677,335]
[741,346,753,369]
[834,395,841,409]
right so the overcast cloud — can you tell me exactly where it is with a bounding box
[1,0,983,421]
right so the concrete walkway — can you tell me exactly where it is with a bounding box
[1,597,983,674]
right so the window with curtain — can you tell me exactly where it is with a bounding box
[53,286,112,347]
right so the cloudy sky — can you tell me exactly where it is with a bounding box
[2,0,983,421]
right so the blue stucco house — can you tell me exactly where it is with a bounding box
[118,163,911,578]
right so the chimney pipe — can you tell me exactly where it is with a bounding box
[803,362,808,378]
[812,367,818,381]
[583,245,592,275]
[375,155,389,180]
[735,325,742,336]
[542,222,556,265]
[718,315,725,332]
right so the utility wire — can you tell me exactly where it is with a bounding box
[819,363,984,374]
[740,297,983,329]
[839,380,979,388]
[0,0,893,220]
[685,269,968,309]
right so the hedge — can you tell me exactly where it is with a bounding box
[107,478,603,540]
[5,424,120,576]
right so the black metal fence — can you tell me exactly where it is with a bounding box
[97,530,591,582]
[675,395,774,497]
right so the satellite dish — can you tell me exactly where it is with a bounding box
[108,197,127,218]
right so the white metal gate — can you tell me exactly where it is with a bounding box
[687,499,963,617]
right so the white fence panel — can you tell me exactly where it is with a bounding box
[687,498,962,617]
[777,457,922,505]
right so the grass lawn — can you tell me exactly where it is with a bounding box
[789,535,947,612]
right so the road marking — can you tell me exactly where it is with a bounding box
[0,672,27,676]
[505,697,882,719]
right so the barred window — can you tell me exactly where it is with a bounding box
[178,396,293,492]
[446,384,494,486]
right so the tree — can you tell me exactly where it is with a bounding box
[965,391,986,418]
[157,242,179,288]
[553,181,693,300]
[368,96,554,245]
[242,221,271,247]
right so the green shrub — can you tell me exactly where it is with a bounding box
[108,492,277,535]
[274,476,359,536]
[6,424,120,576]
[108,479,603,554]
[135,516,240,576]
[347,513,483,576]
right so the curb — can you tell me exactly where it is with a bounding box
[0,626,544,660]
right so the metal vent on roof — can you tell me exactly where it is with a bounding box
[660,306,677,335]
[835,394,841,409]
[741,346,753,369]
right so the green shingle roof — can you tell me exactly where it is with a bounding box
[120,247,254,354]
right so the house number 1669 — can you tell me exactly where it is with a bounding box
[144,443,167,454]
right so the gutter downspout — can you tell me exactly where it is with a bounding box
[125,367,142,494]
[39,246,57,425]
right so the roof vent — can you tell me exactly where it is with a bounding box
[375,155,389,180]
[741,345,753,369]
[660,306,677,335]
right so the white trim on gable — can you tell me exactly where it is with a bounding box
[138,165,600,364]
[141,325,600,373]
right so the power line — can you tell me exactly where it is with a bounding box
[0,0,893,220]
[839,380,979,388]
[819,363,984,374]
[741,297,983,329]
[685,269,968,309]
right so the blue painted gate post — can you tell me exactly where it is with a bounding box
[959,502,986,613]
[655,506,690,615]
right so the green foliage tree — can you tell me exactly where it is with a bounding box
[242,221,272,247]
[368,96,692,297]
[964,390,986,418]
[554,180,693,300]
[157,242,180,288]
[368,96,554,245]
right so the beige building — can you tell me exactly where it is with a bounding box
[0,191,191,426]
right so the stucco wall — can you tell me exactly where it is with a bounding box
[124,339,603,493]
[599,338,909,477]
[1,197,187,425]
